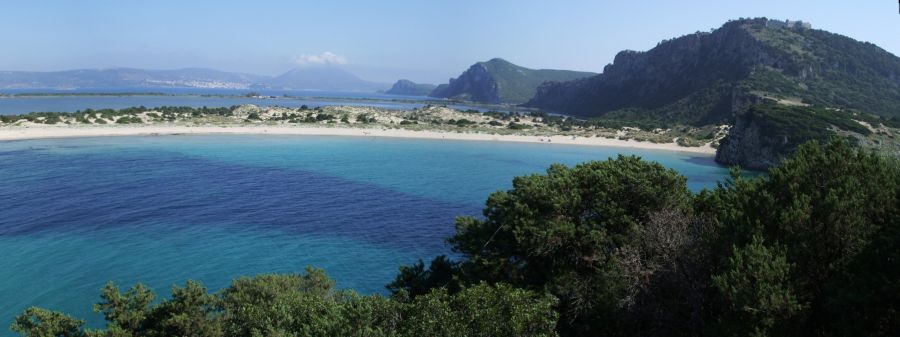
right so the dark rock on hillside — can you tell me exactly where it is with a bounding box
[715,110,783,170]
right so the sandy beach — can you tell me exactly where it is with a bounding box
[0,124,717,155]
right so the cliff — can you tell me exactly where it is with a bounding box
[715,103,884,169]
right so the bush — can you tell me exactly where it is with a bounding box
[396,139,899,337]
[115,116,142,124]
[439,156,691,336]
[455,119,476,127]
[507,122,533,130]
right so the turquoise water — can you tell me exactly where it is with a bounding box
[0,135,729,333]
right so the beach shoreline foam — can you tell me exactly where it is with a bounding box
[0,125,717,155]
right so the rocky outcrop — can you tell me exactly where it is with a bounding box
[431,63,501,103]
[713,102,878,170]
[384,79,436,96]
[715,109,783,170]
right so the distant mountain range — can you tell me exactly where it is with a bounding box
[261,67,389,92]
[428,58,595,104]
[0,66,391,92]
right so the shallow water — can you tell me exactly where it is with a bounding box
[0,135,730,333]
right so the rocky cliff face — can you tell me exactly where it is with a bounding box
[714,109,783,170]
[429,62,502,103]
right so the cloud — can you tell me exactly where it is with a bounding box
[290,52,348,66]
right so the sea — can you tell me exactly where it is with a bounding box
[0,90,733,333]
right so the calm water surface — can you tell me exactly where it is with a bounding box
[0,135,729,333]
[0,89,511,115]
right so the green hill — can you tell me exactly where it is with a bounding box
[526,18,900,168]
[528,18,900,122]
[429,58,595,104]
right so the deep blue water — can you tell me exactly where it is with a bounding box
[0,89,507,115]
[0,135,730,334]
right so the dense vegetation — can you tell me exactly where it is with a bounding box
[391,138,899,336]
[12,268,557,337]
[429,58,595,104]
[11,139,899,337]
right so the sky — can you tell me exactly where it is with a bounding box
[0,0,898,83]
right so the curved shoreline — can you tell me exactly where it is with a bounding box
[0,125,717,155]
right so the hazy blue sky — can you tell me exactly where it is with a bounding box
[1,0,897,83]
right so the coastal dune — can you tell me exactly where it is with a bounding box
[0,125,716,154]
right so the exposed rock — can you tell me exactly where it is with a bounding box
[715,109,782,170]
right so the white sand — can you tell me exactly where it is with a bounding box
[0,124,716,155]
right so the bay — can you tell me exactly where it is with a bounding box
[0,135,729,333]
